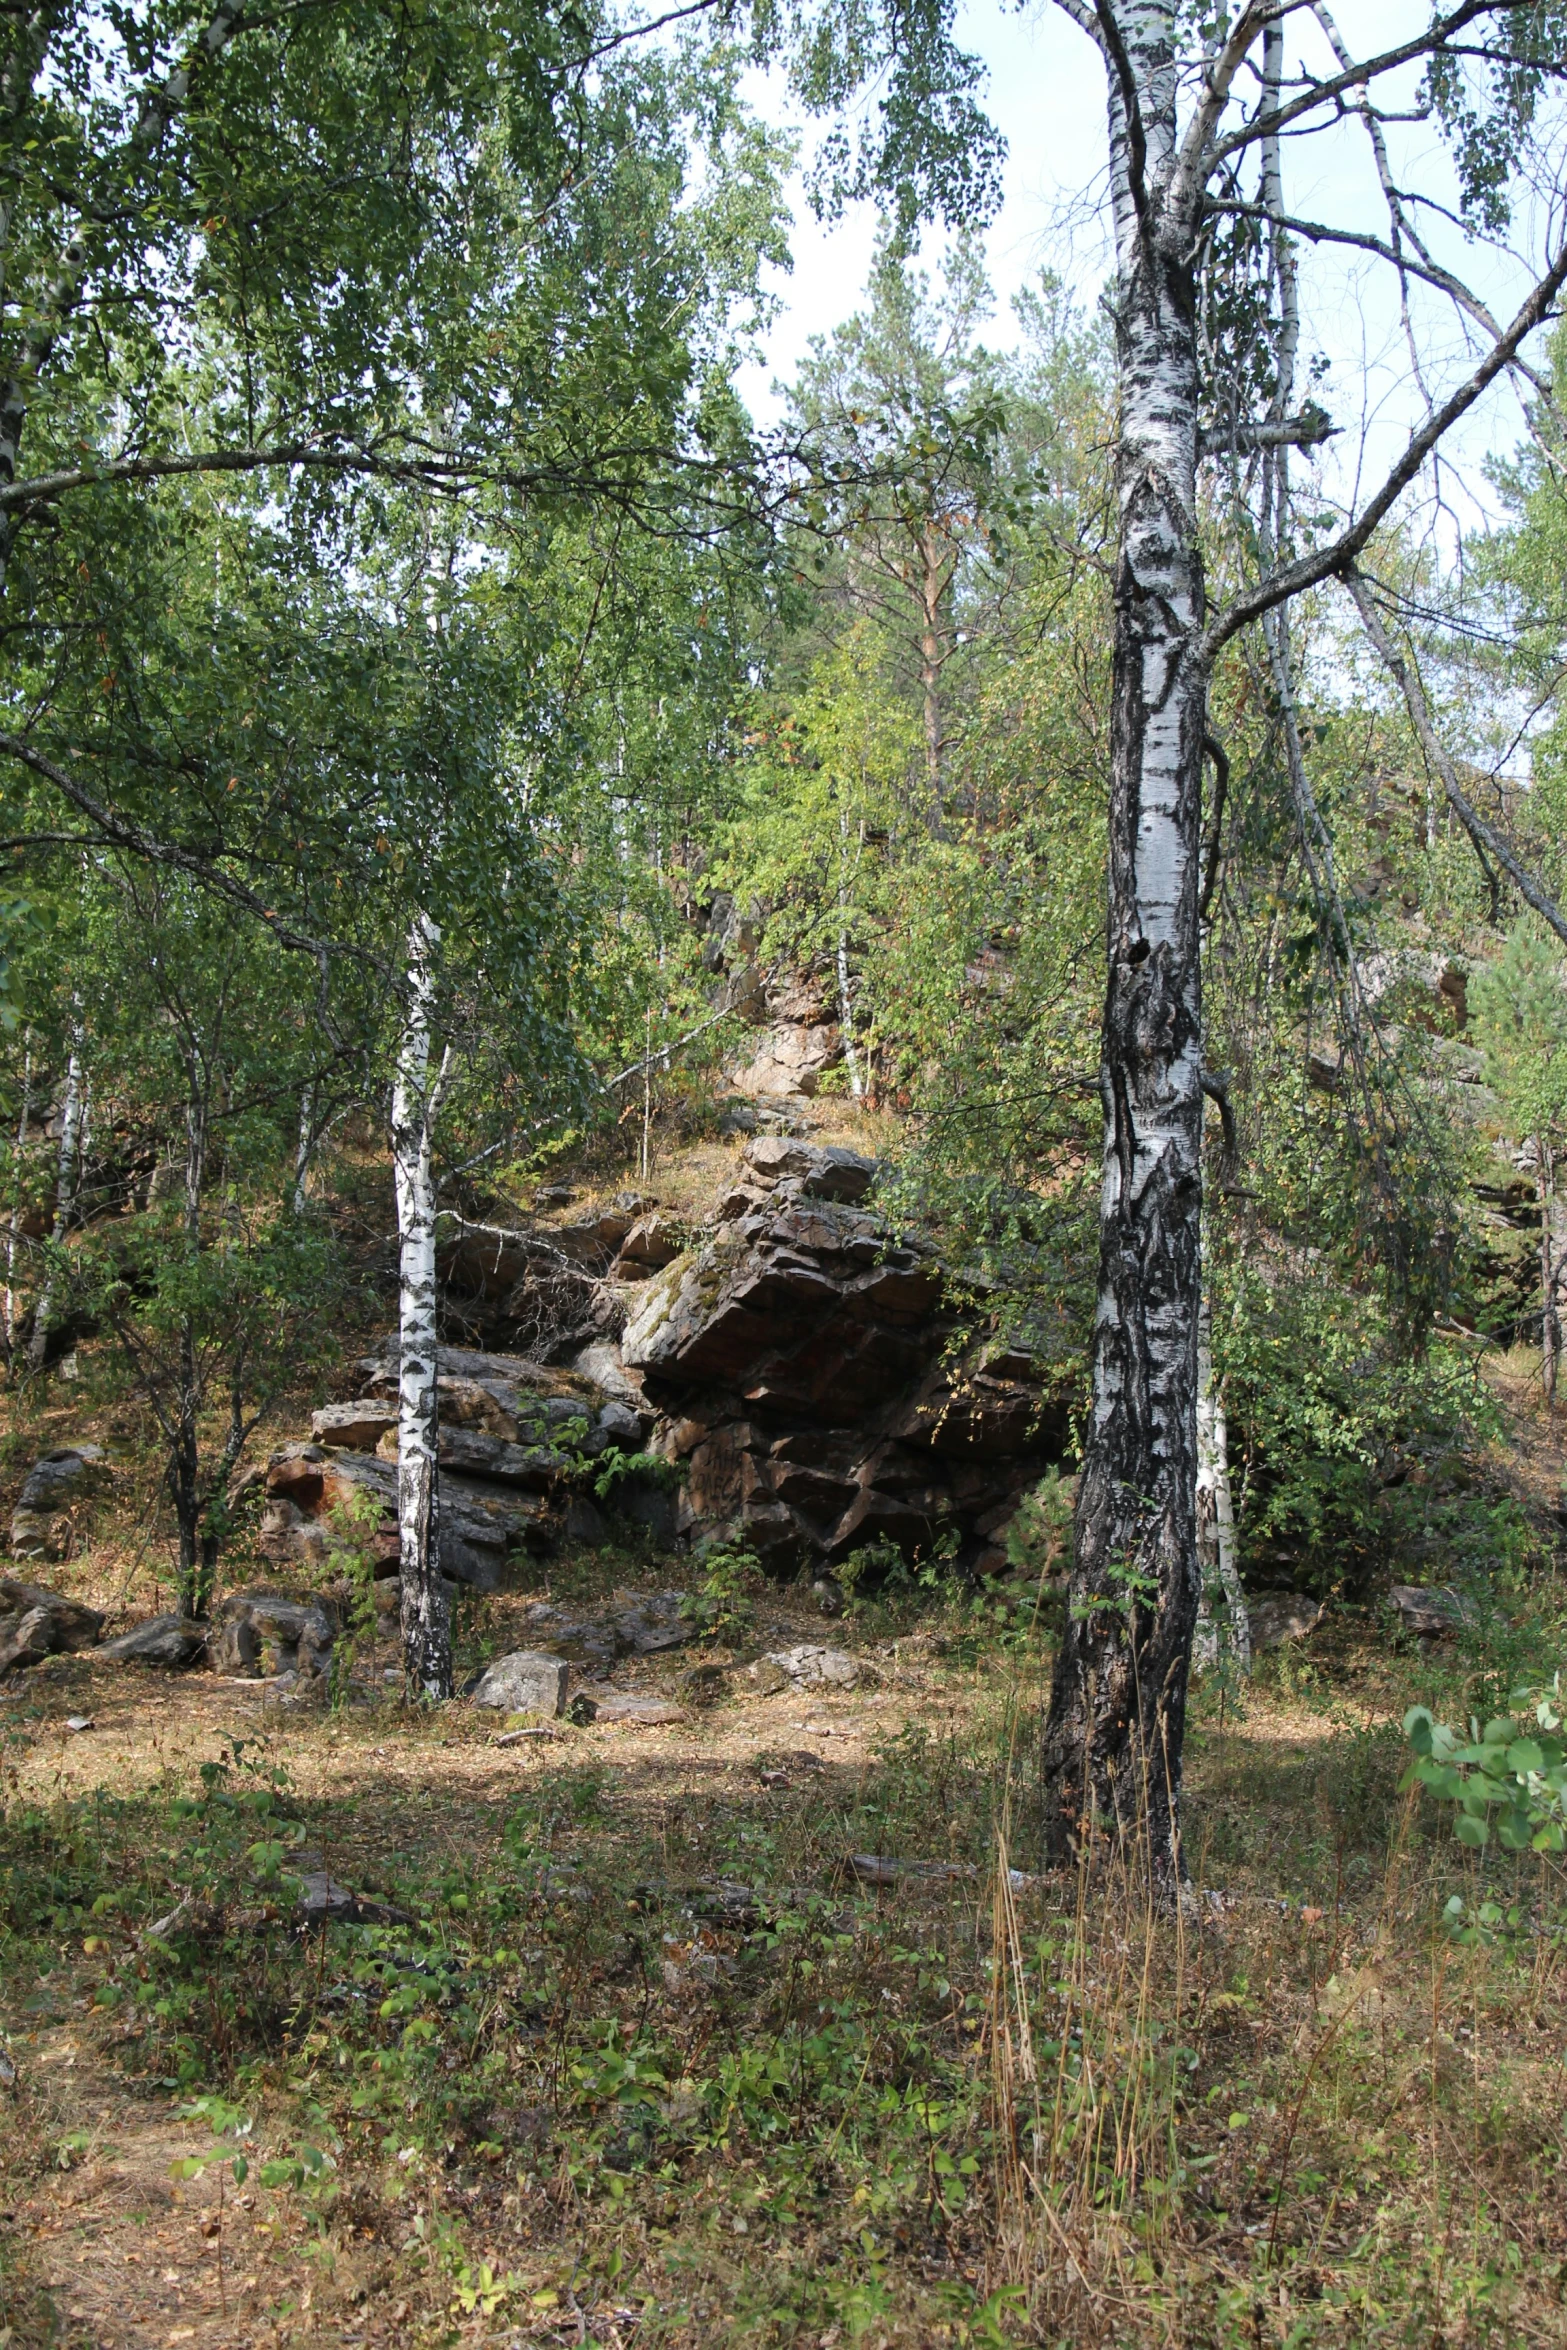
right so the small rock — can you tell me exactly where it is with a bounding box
[1246,1591,1324,1650]
[96,1614,210,1669]
[587,1399,646,1455]
[466,1651,570,1715]
[65,1714,93,1732]
[494,1724,562,1746]
[587,1691,687,1726]
[764,1644,863,1690]
[744,1657,789,1697]
[811,1577,845,1618]
[534,1183,576,1207]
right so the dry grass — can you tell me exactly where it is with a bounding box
[3,1578,1565,2349]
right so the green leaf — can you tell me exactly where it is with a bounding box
[1454,1812,1489,1847]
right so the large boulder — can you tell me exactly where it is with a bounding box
[10,1444,105,1560]
[623,1153,1065,1573]
[210,1589,334,1681]
[0,1578,106,1672]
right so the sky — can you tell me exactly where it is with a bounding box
[730,2,1555,547]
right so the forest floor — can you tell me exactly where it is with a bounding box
[2,1539,1566,2350]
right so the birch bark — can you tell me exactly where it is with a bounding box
[1194,1287,1249,1674]
[392,914,452,1700]
[4,1028,32,1359]
[1039,0,1209,1887]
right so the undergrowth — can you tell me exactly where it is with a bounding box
[2,1636,1565,2347]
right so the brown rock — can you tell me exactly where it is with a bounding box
[311,1400,397,1451]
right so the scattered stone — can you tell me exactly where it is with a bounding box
[96,1614,211,1668]
[10,1444,105,1560]
[1388,1584,1477,1636]
[0,1578,105,1672]
[811,1577,845,1617]
[210,1590,334,1682]
[65,1715,93,1732]
[1246,1591,1324,1649]
[534,1183,576,1207]
[587,1399,645,1455]
[296,1871,413,1929]
[466,1651,570,1715]
[494,1723,563,1746]
[764,1644,864,1690]
[744,1657,789,1696]
[311,1400,398,1451]
[584,1691,687,1726]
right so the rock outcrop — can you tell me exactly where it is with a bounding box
[620,1137,1065,1573]
[260,1344,658,1591]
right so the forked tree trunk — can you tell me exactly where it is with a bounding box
[1040,10,1208,1889]
[392,914,452,1700]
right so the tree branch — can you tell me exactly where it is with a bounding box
[1203,239,1567,659]
[1198,407,1335,458]
[1342,569,1567,950]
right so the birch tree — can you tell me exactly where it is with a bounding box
[391,914,454,1702]
[1013,0,1567,1887]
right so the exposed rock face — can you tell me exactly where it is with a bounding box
[261,1345,657,1590]
[0,1577,105,1671]
[621,1138,1065,1572]
[10,1444,105,1560]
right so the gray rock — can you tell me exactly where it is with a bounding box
[311,1400,397,1451]
[589,1400,645,1454]
[0,1577,105,1671]
[466,1650,569,1714]
[764,1643,863,1689]
[811,1577,845,1618]
[571,1342,648,1411]
[581,1690,687,1726]
[10,1445,105,1559]
[96,1614,211,1668]
[211,1589,334,1680]
[1388,1583,1476,1636]
[1246,1591,1324,1650]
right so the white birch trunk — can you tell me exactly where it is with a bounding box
[1194,1287,1249,1674]
[292,1085,315,1216]
[1041,0,1209,1887]
[28,1022,85,1371]
[391,914,452,1700]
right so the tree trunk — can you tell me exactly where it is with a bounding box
[917,527,946,834]
[1540,1135,1562,1408]
[28,1021,85,1371]
[4,1028,33,1360]
[172,1089,210,1618]
[392,913,452,1700]
[1040,14,1207,1891]
[1193,1285,1249,1675]
[838,810,863,1100]
[292,1085,315,1215]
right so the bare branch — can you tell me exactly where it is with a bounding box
[1343,569,1567,949]
[1198,407,1335,457]
[1204,240,1567,659]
